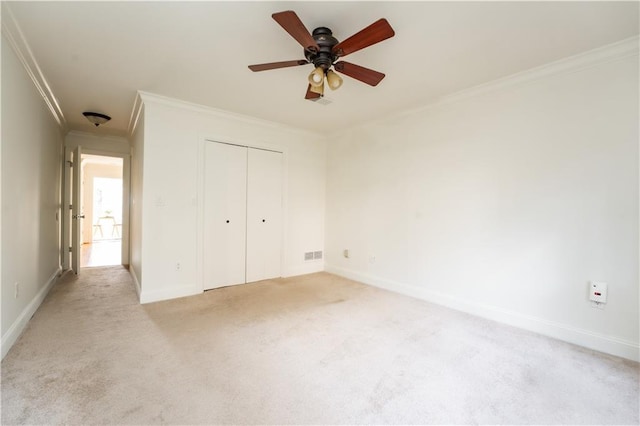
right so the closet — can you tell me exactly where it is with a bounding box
[203,141,282,290]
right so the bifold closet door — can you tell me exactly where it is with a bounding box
[246,148,283,283]
[203,142,247,290]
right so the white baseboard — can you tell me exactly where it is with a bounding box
[140,284,201,304]
[325,264,639,362]
[284,262,325,278]
[129,265,141,300]
[1,267,62,360]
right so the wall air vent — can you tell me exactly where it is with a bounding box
[305,251,323,261]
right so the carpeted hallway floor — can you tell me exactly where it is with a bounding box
[1,266,638,424]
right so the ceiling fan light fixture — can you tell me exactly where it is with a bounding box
[308,67,324,87]
[248,10,395,101]
[326,70,343,90]
[82,111,111,127]
[309,81,324,96]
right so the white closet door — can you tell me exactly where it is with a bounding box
[203,142,247,290]
[246,148,283,283]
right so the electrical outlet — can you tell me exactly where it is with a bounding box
[589,282,607,303]
[369,255,376,263]
[14,282,19,299]
[589,281,607,310]
[343,249,349,258]
[176,262,181,271]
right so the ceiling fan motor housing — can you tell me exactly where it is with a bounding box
[305,27,338,71]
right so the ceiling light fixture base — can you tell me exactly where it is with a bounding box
[82,111,111,127]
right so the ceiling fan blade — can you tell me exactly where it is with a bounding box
[334,61,386,86]
[305,84,321,100]
[333,18,395,57]
[248,60,308,72]
[272,11,319,53]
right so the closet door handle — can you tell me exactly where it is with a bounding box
[226,220,230,223]
[262,219,266,223]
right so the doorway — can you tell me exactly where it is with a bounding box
[80,154,123,267]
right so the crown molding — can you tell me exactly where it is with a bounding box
[435,35,639,108]
[331,35,640,137]
[136,91,323,139]
[1,3,67,132]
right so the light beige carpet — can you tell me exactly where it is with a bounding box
[1,266,638,424]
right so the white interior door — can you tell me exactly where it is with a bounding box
[246,148,283,283]
[203,142,247,290]
[71,146,83,273]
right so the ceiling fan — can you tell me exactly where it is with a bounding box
[248,11,395,101]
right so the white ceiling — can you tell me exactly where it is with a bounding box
[5,1,639,137]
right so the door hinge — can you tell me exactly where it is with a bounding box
[69,247,72,252]
[69,204,73,210]
[67,160,73,167]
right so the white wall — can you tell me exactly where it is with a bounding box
[1,34,64,358]
[136,93,326,303]
[325,50,639,360]
[65,131,130,154]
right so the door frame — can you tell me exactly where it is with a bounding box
[197,136,287,293]
[71,146,82,273]
[62,147,72,270]
[62,148,131,269]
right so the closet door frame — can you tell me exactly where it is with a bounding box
[196,136,287,293]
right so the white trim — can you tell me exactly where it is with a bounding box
[1,3,67,132]
[330,35,640,137]
[434,36,639,108]
[280,149,290,284]
[196,136,205,295]
[203,137,285,155]
[75,147,129,158]
[1,267,62,360]
[129,265,141,300]
[325,264,640,362]
[127,92,144,137]
[61,147,72,269]
[140,284,200,304]
[138,91,322,138]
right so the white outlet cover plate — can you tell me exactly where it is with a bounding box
[589,281,607,303]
